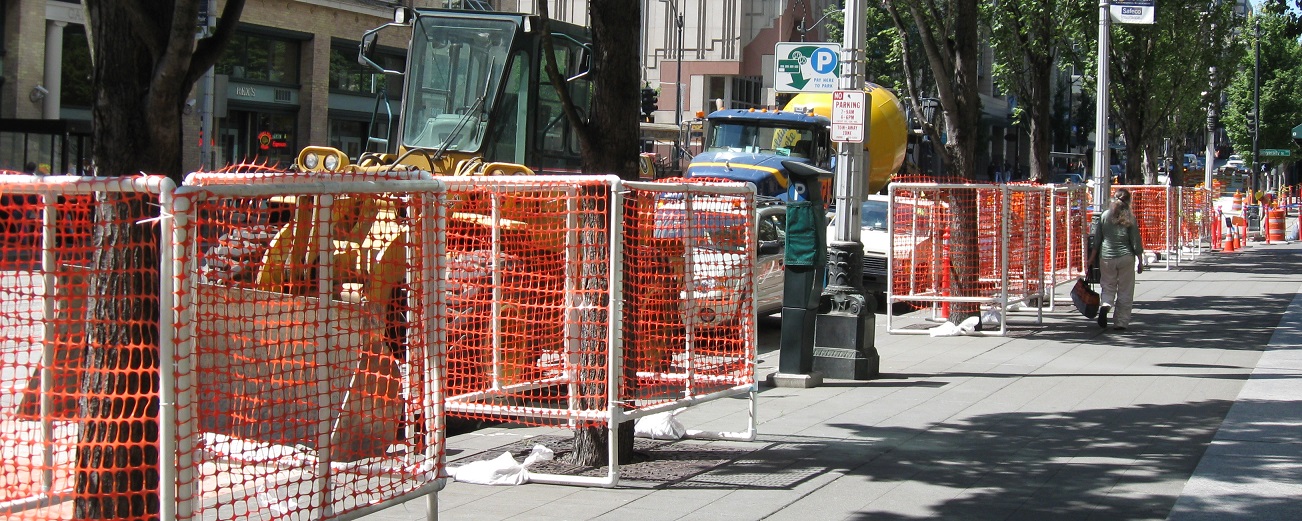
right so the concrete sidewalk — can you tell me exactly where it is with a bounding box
[366,242,1302,521]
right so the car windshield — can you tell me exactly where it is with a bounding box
[402,16,516,152]
[707,123,818,158]
[861,200,888,231]
[652,204,750,253]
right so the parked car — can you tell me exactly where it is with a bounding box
[1225,154,1245,170]
[653,199,787,325]
[828,194,938,305]
[1049,172,1084,185]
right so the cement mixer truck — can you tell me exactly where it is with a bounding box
[685,85,910,301]
[685,84,908,199]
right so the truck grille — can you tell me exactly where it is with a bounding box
[862,255,888,276]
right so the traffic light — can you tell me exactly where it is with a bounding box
[1246,110,1257,130]
[641,88,659,119]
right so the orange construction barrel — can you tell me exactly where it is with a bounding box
[1232,191,1243,212]
[1268,208,1286,243]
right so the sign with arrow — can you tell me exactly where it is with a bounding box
[775,43,841,93]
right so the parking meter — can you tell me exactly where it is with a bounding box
[778,161,832,376]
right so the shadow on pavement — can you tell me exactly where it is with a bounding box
[1030,246,1301,349]
[661,399,1295,519]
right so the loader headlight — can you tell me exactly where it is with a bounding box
[297,146,350,172]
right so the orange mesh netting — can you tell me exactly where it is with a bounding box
[621,182,756,408]
[171,172,443,520]
[890,182,1049,312]
[438,176,757,426]
[1044,185,1092,290]
[1113,186,1176,255]
[1,174,166,521]
[1178,187,1212,249]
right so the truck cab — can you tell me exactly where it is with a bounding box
[686,109,831,199]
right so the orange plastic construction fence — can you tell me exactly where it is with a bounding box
[169,170,446,521]
[1111,185,1186,268]
[437,176,757,428]
[887,182,1053,334]
[1044,185,1091,307]
[0,174,171,521]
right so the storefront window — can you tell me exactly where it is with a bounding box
[217,32,301,84]
[329,44,404,95]
[328,118,372,159]
[218,110,297,167]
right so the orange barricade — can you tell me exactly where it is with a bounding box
[0,174,172,521]
[1267,208,1286,243]
[170,169,446,520]
[886,182,1049,334]
[1044,185,1091,310]
[436,176,758,487]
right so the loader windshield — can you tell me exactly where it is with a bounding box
[403,16,516,152]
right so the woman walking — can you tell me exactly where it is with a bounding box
[1090,188,1145,330]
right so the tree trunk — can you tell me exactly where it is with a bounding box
[76,1,246,517]
[539,0,642,466]
[1026,55,1054,182]
[941,0,983,323]
[74,197,161,520]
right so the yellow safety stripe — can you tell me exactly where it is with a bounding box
[688,162,790,189]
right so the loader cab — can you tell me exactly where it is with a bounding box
[361,8,592,174]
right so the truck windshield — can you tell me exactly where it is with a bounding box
[403,16,516,152]
[707,123,817,158]
[861,200,888,231]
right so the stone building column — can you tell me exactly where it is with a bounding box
[42,20,66,119]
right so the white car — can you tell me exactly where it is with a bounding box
[828,194,939,303]
[654,200,787,326]
[1225,154,1245,170]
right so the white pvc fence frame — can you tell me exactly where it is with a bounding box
[167,174,448,521]
[1043,184,1091,311]
[1177,187,1215,258]
[1109,185,1179,270]
[437,175,758,488]
[886,182,1045,336]
[0,175,175,518]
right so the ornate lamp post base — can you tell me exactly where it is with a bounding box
[813,240,880,380]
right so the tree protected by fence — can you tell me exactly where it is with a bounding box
[1,171,763,518]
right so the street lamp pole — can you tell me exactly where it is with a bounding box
[811,0,879,380]
[1204,1,1220,190]
[1093,0,1112,207]
[1252,19,1260,195]
[660,0,685,167]
[675,9,683,166]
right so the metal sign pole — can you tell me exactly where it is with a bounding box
[1093,0,1112,209]
[811,0,878,380]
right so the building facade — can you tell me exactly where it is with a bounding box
[1,0,426,173]
[3,0,1022,177]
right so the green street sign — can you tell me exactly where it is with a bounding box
[1259,149,1291,157]
[774,43,841,93]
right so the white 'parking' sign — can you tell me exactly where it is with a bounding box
[830,90,865,143]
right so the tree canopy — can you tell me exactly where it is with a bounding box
[1224,10,1302,168]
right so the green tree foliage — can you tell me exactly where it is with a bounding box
[982,0,1093,181]
[820,2,911,91]
[1108,0,1241,184]
[882,0,984,322]
[1224,11,1302,167]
